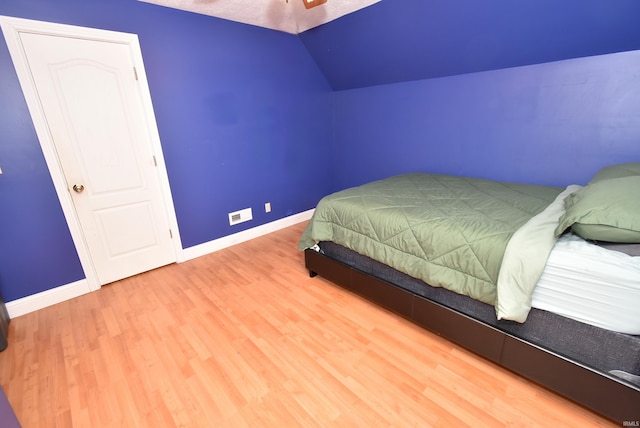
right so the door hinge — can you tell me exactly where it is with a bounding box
[133,66,139,81]
[153,155,157,167]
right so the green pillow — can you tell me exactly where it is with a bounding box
[556,176,640,243]
[589,162,640,184]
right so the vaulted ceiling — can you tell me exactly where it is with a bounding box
[139,0,381,34]
[140,0,640,90]
[298,0,640,90]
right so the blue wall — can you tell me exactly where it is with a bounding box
[332,50,640,190]
[300,0,640,90]
[0,0,333,302]
[2,0,640,306]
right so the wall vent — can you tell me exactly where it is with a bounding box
[228,208,253,226]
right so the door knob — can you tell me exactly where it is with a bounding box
[72,184,85,193]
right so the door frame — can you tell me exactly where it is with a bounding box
[1,15,183,292]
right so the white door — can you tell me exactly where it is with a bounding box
[3,19,178,286]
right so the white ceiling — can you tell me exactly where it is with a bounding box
[139,0,382,34]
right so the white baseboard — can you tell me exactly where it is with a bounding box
[4,210,314,318]
[180,209,314,262]
[6,279,92,319]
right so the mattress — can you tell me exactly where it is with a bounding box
[532,233,640,335]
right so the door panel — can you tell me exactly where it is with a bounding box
[55,60,145,194]
[18,32,176,285]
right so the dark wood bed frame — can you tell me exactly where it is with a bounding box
[305,248,640,423]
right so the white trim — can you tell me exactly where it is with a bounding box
[4,211,313,317]
[0,16,182,290]
[5,280,92,319]
[181,209,314,262]
[125,24,184,259]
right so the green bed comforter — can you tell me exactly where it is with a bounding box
[299,173,575,322]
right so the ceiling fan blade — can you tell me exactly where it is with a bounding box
[303,0,328,10]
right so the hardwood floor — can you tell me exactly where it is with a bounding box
[0,222,615,427]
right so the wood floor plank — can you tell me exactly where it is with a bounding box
[0,222,616,427]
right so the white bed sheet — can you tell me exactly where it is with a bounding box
[531,233,640,335]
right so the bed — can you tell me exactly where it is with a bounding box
[299,163,640,423]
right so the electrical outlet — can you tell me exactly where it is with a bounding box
[265,202,271,213]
